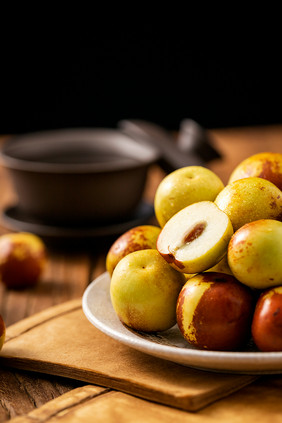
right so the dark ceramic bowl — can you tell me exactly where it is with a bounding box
[0,128,160,225]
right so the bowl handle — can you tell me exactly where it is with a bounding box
[118,119,221,173]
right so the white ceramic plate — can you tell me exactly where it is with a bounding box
[82,272,282,374]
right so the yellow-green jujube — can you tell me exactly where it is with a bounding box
[154,166,224,227]
[228,152,282,191]
[110,249,186,332]
[157,201,233,274]
[228,219,282,289]
[215,177,282,232]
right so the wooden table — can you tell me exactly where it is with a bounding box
[1,125,282,421]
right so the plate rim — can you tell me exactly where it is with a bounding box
[82,272,282,374]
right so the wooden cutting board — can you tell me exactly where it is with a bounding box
[8,378,282,423]
[0,299,256,412]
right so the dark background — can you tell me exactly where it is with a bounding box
[1,39,282,134]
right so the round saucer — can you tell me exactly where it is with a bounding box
[2,202,155,240]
